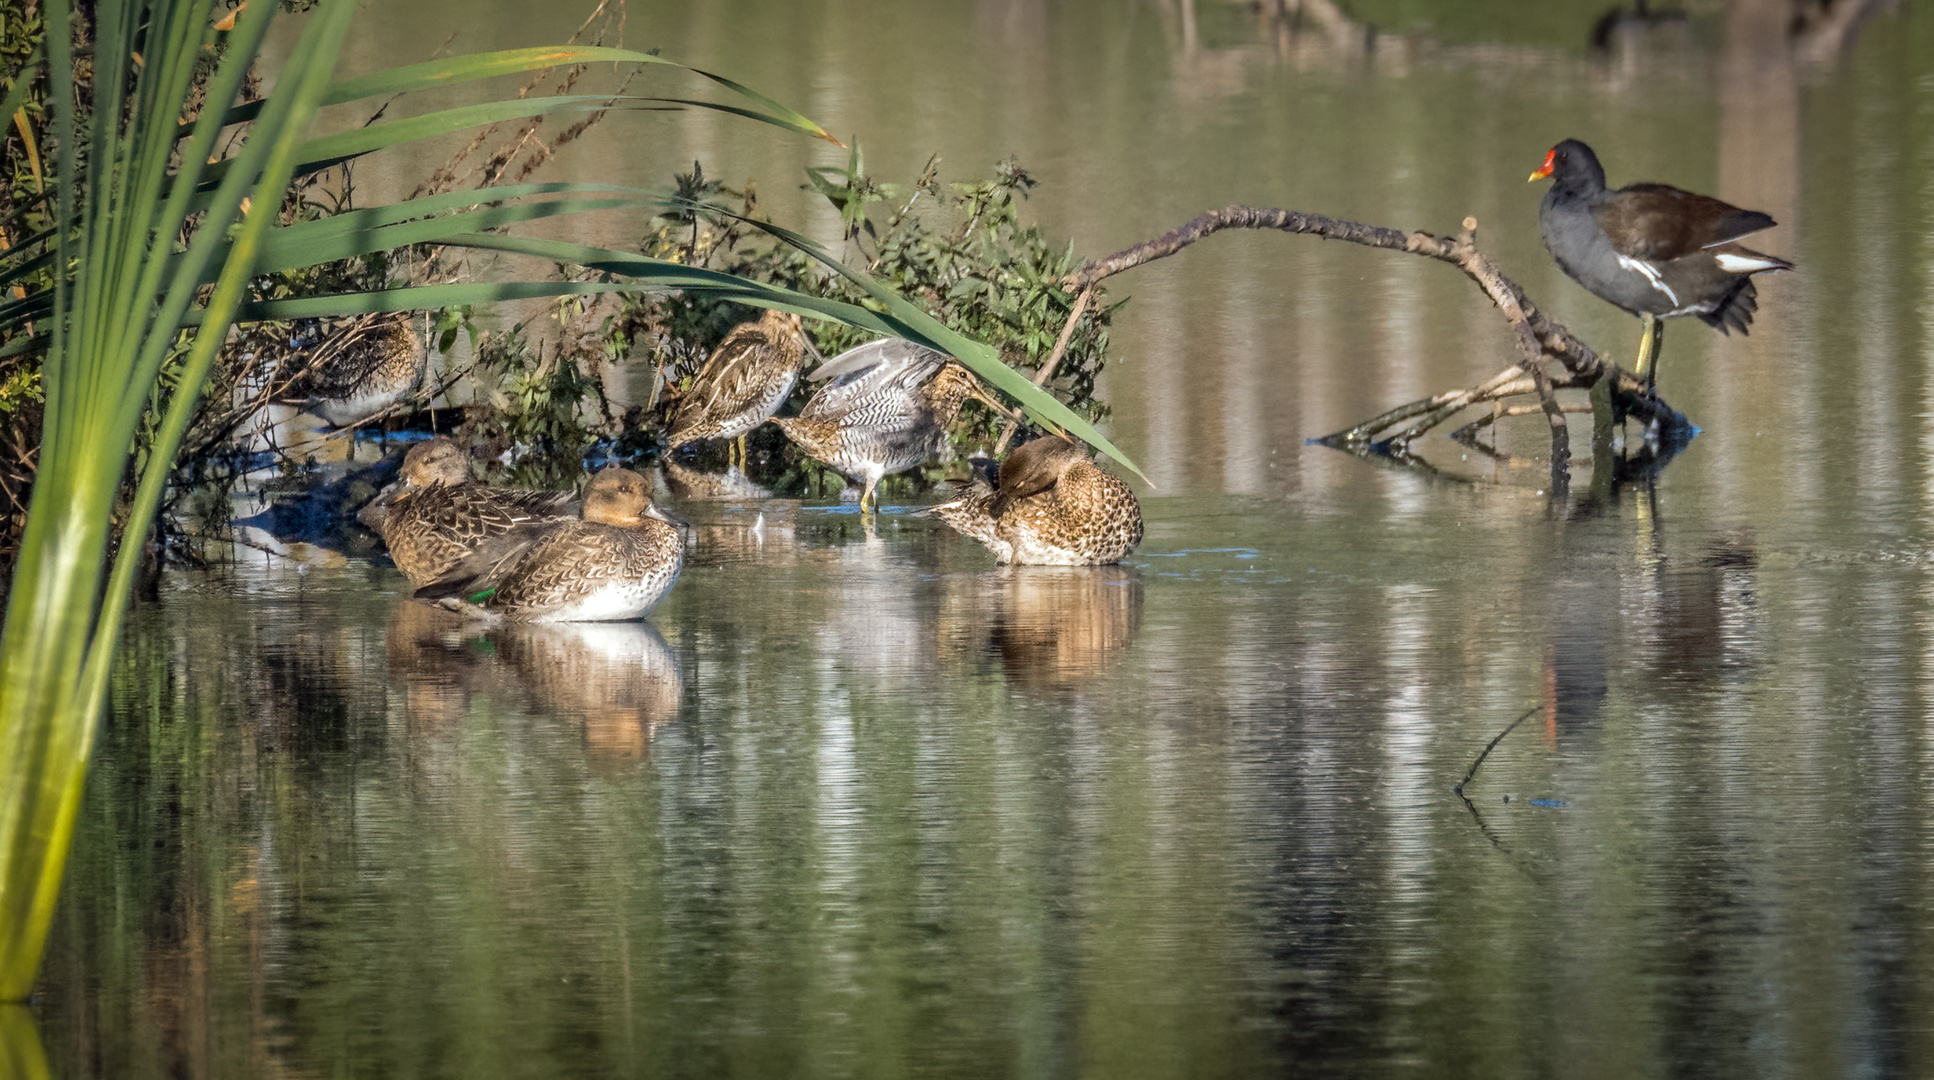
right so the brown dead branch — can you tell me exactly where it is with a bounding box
[994,283,1094,455]
[1054,204,1690,477]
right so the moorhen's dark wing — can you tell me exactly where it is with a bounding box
[1590,183,1778,263]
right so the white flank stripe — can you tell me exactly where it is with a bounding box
[1617,253,1680,307]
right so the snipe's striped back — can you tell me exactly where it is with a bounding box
[773,338,1009,512]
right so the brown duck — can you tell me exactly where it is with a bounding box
[414,467,684,623]
[364,437,574,587]
[928,436,1142,565]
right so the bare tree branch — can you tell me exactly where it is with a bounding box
[996,284,1093,455]
[1056,204,1691,466]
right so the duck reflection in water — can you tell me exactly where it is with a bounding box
[415,467,684,623]
[492,621,684,767]
[938,565,1144,689]
[386,598,496,727]
[388,602,682,767]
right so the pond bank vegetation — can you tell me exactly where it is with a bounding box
[0,0,1147,1001]
[99,150,1130,562]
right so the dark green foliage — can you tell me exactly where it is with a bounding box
[463,311,612,489]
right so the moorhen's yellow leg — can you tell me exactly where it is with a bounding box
[1633,312,1664,391]
[1648,315,1665,390]
[732,434,747,471]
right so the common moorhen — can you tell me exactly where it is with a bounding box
[1529,139,1793,389]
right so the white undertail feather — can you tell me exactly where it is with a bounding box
[1714,252,1790,274]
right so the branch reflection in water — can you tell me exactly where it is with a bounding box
[1455,491,1763,863]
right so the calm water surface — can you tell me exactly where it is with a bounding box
[28,1,1934,1076]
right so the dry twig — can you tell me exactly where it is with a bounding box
[1047,204,1690,482]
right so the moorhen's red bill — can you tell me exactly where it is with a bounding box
[1529,139,1793,388]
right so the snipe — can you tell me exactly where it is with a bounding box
[772,338,1012,514]
[280,314,429,427]
[665,309,816,469]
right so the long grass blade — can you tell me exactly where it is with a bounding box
[228,45,842,146]
[252,193,643,272]
[200,95,626,186]
[204,59,842,190]
[107,0,286,442]
[0,0,337,1002]
[0,43,44,141]
[110,0,285,440]
[0,0,121,1001]
[1,184,644,319]
[0,1003,50,1079]
[227,280,906,340]
[616,98,843,145]
[446,224,1146,480]
[258,181,639,249]
[91,0,360,705]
